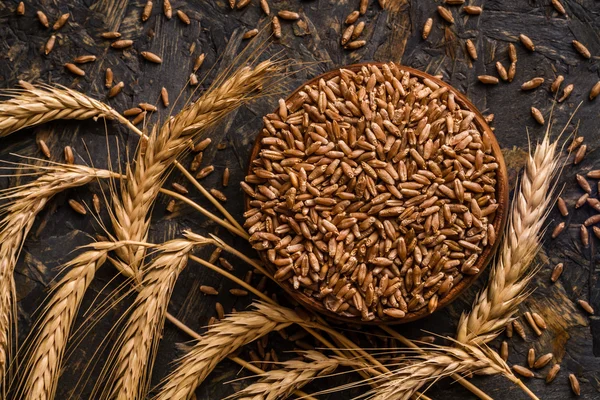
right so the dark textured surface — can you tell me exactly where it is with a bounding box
[1,0,600,399]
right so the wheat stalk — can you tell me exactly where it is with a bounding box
[102,232,211,400]
[153,302,311,400]
[226,351,344,400]
[110,60,277,279]
[0,163,117,382]
[368,344,510,400]
[456,131,559,345]
[0,84,117,136]
[18,241,143,400]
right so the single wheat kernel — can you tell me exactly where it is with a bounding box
[68,199,87,215]
[53,13,70,30]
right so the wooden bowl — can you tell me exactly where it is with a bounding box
[245,63,509,325]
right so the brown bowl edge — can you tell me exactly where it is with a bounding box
[244,62,509,325]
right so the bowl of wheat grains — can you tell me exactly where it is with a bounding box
[243,62,508,324]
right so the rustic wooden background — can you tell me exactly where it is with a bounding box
[1,0,600,398]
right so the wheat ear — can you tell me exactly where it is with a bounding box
[369,344,510,400]
[456,131,559,345]
[372,133,560,400]
[153,302,310,400]
[102,232,211,400]
[18,241,144,400]
[0,84,117,136]
[0,163,116,382]
[111,60,277,278]
[226,351,343,400]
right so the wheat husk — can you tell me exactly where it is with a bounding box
[0,84,117,136]
[102,233,211,400]
[153,302,310,400]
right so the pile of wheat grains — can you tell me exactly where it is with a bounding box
[243,62,500,321]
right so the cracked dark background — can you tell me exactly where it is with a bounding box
[1,0,600,399]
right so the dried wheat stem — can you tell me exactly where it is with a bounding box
[153,302,310,400]
[175,164,247,237]
[159,188,246,237]
[189,255,272,303]
[226,351,343,400]
[119,117,247,238]
[163,313,314,400]
[0,164,116,382]
[457,131,559,345]
[111,61,275,277]
[103,232,211,400]
[20,241,148,400]
[0,84,117,136]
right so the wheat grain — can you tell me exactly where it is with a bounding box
[101,32,121,39]
[111,39,133,49]
[0,84,117,136]
[53,13,70,30]
[103,232,210,400]
[153,302,310,400]
[456,131,559,345]
[422,18,432,40]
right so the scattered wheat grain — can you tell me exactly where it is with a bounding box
[53,12,70,30]
[37,10,49,27]
[572,40,591,59]
[569,374,580,395]
[177,10,191,24]
[65,63,85,76]
[422,18,433,40]
[464,6,482,14]
[574,145,586,164]
[68,199,87,215]
[45,35,56,55]
[111,39,134,49]
[519,34,534,51]
[109,81,125,98]
[551,263,563,282]
[437,6,454,23]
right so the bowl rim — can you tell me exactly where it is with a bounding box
[245,62,509,325]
